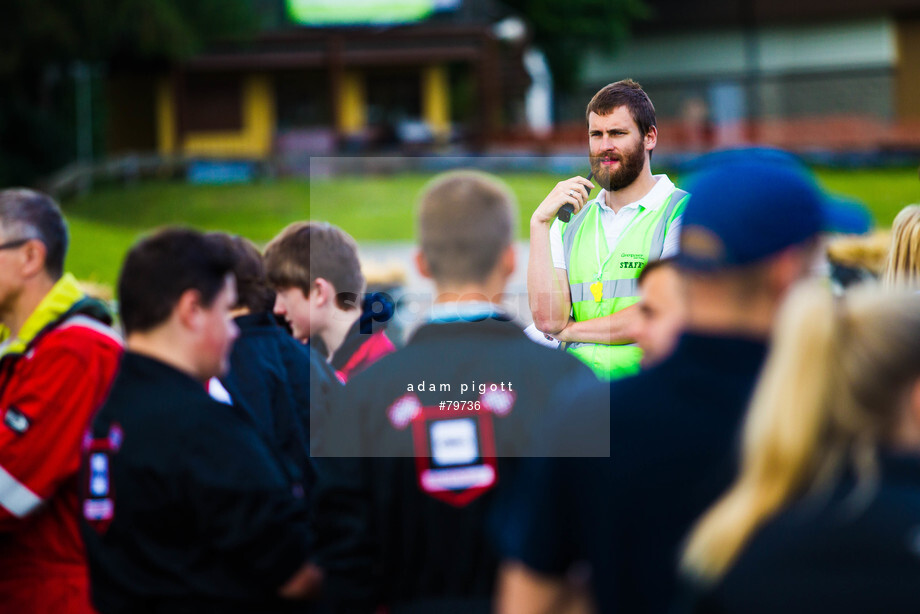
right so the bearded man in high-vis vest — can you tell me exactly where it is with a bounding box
[528,79,688,379]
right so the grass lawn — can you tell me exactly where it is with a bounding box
[814,167,920,227]
[61,167,920,287]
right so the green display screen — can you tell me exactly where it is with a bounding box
[286,0,459,26]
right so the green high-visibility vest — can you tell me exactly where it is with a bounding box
[560,188,688,380]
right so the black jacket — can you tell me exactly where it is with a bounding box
[312,315,592,612]
[676,452,920,614]
[81,352,311,614]
[499,333,769,614]
[221,312,317,482]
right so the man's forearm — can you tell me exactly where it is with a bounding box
[554,303,639,345]
[527,223,571,334]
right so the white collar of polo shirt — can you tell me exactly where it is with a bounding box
[596,174,675,214]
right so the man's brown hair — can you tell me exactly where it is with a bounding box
[263,222,365,311]
[417,170,517,284]
[586,78,656,137]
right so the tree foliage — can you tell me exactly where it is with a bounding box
[500,0,649,94]
[0,0,259,186]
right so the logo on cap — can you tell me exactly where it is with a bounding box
[681,225,726,263]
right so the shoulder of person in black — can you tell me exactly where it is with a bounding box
[305,341,344,450]
[311,315,592,610]
[225,311,313,420]
[499,332,768,614]
[222,311,342,450]
[84,351,311,614]
[317,315,589,455]
[222,311,314,478]
[350,315,592,450]
[528,331,768,472]
[677,451,920,614]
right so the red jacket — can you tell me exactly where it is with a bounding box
[0,275,122,613]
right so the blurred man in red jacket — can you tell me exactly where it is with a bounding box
[0,189,122,613]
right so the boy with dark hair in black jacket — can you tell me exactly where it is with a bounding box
[82,228,322,613]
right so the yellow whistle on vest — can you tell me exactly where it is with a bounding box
[590,281,604,302]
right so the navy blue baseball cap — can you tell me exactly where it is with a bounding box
[676,148,872,271]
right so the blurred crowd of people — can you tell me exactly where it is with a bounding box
[1,79,920,614]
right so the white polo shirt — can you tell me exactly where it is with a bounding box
[550,174,682,270]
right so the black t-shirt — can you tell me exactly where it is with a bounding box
[81,352,311,614]
[499,332,768,614]
[677,452,920,614]
[312,315,593,612]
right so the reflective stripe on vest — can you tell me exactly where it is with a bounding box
[569,278,639,303]
[649,189,688,261]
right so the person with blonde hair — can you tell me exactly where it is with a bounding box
[678,283,920,614]
[883,204,920,288]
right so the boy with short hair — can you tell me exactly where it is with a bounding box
[312,171,592,613]
[264,222,394,382]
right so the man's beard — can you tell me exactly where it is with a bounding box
[591,138,646,192]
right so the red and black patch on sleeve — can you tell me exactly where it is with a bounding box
[81,424,123,534]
